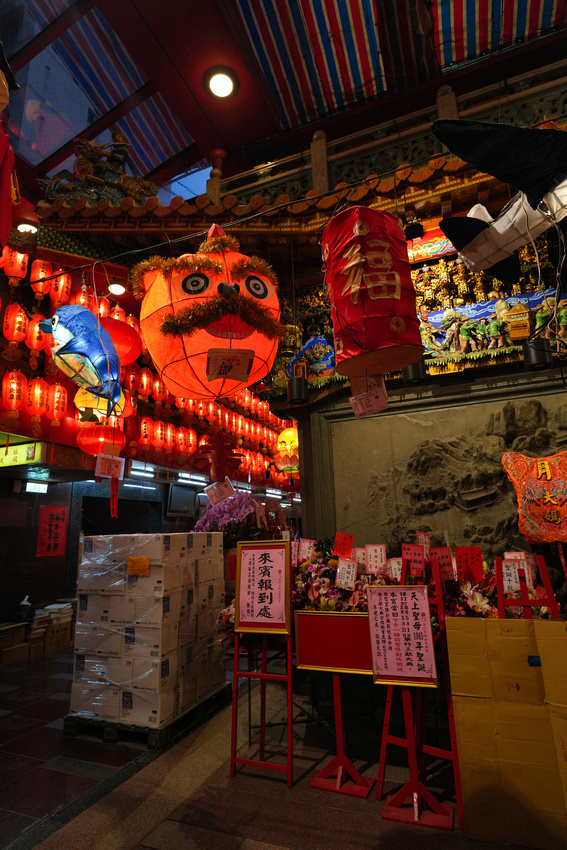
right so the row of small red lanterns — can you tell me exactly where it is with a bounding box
[1,369,67,434]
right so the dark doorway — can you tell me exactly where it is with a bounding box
[81,496,163,536]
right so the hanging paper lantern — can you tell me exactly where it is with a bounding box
[123,362,141,395]
[110,304,126,323]
[276,426,300,473]
[96,296,111,319]
[30,260,53,303]
[2,246,28,286]
[152,419,166,456]
[205,400,217,424]
[77,422,126,456]
[138,415,153,456]
[152,376,167,408]
[125,314,140,334]
[185,398,196,417]
[132,223,283,400]
[26,377,49,436]
[100,317,142,366]
[164,422,175,458]
[25,313,49,370]
[138,367,154,399]
[175,426,197,455]
[321,206,423,378]
[46,382,67,426]
[120,390,137,418]
[124,414,141,456]
[40,306,121,409]
[74,386,128,420]
[49,271,72,307]
[2,303,29,362]
[1,370,27,427]
[70,286,94,312]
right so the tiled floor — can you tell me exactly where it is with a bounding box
[1,651,530,850]
[0,650,153,849]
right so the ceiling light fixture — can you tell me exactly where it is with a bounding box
[205,67,238,98]
[108,279,126,295]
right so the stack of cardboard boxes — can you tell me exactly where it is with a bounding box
[71,531,226,729]
[447,618,567,850]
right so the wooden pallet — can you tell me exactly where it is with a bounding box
[63,683,231,750]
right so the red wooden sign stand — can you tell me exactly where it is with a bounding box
[309,671,375,797]
[495,555,561,620]
[375,557,463,831]
[229,632,294,787]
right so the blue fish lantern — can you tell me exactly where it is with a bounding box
[40,306,121,411]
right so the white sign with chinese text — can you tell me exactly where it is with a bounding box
[349,385,388,419]
[335,558,357,590]
[388,557,403,581]
[95,453,125,480]
[367,585,437,686]
[366,544,387,574]
[235,541,290,634]
[204,476,235,506]
[206,349,254,381]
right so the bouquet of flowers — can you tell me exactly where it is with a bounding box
[194,490,261,547]
[292,538,370,613]
[216,602,235,650]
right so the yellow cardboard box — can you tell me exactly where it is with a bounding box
[446,617,544,703]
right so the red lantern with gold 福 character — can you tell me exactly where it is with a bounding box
[30,259,52,303]
[25,377,49,436]
[46,382,67,427]
[321,206,423,384]
[77,422,126,456]
[1,369,28,429]
[3,303,29,362]
[132,224,284,400]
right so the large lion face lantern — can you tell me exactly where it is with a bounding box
[132,225,284,400]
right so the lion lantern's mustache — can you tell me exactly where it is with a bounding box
[160,290,285,340]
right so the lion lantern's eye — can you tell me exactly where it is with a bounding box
[244,275,269,300]
[181,273,209,295]
[51,315,59,330]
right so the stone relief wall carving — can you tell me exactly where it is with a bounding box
[332,394,567,585]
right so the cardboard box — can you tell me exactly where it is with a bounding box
[196,642,225,700]
[45,622,72,653]
[196,556,224,584]
[126,561,181,597]
[180,558,196,589]
[446,617,545,703]
[196,609,216,642]
[132,652,178,692]
[197,579,225,612]
[74,621,123,657]
[78,537,126,595]
[178,610,196,649]
[70,683,121,721]
[133,590,181,627]
[454,695,567,849]
[119,688,176,727]
[178,674,197,713]
[0,641,29,666]
[122,622,179,659]
[186,532,208,558]
[0,622,26,649]
[73,654,134,688]
[533,620,567,706]
[77,593,136,626]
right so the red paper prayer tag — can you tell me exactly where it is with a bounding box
[430,546,454,581]
[454,546,484,583]
[401,543,424,576]
[334,532,354,559]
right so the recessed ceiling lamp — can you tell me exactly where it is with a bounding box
[108,279,126,295]
[205,67,238,98]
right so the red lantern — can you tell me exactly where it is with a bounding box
[152,376,167,407]
[110,304,126,323]
[96,296,111,319]
[123,363,141,395]
[175,426,197,455]
[26,377,49,436]
[3,246,28,284]
[321,206,423,378]
[100,317,142,366]
[134,223,282,400]
[205,400,217,424]
[124,414,141,456]
[77,423,126,456]
[119,390,136,418]
[138,415,153,457]
[46,382,67,426]
[2,370,27,426]
[25,313,49,369]
[30,260,52,302]
[126,314,140,333]
[152,419,166,454]
[50,271,72,307]
[138,368,154,399]
[185,398,196,416]
[70,286,94,311]
[164,422,175,455]
[3,303,29,361]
